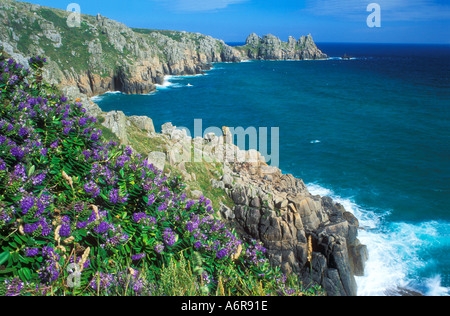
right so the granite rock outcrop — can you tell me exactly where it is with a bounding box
[237,33,328,60]
[144,122,368,296]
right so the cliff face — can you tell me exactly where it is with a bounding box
[237,33,328,60]
[95,109,369,296]
[0,0,242,96]
[157,123,367,296]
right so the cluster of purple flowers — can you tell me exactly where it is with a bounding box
[243,240,268,268]
[163,228,176,247]
[2,278,24,296]
[20,193,53,219]
[132,212,157,228]
[0,206,14,226]
[23,217,52,237]
[25,247,40,257]
[154,243,164,254]
[181,202,242,261]
[84,181,100,198]
[131,253,146,261]
[59,216,71,237]
[90,272,115,293]
[89,269,151,296]
[108,189,128,204]
[38,247,61,284]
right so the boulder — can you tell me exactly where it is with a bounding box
[147,151,166,171]
[129,116,155,134]
[102,111,128,145]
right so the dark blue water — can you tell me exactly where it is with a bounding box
[95,43,450,296]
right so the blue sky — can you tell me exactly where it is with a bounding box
[22,0,450,43]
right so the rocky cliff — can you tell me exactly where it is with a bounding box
[0,0,242,96]
[93,106,369,296]
[237,33,328,60]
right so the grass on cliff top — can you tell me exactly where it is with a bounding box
[3,3,125,75]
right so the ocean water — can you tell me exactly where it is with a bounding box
[94,43,450,296]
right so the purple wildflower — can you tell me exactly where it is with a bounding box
[155,244,164,254]
[32,173,46,186]
[25,248,40,257]
[109,189,119,204]
[20,197,35,214]
[59,223,71,237]
[90,272,114,293]
[163,228,176,247]
[132,212,147,224]
[131,253,145,261]
[147,193,156,206]
[18,127,28,138]
[158,202,168,212]
[10,147,24,160]
[78,117,88,126]
[0,159,6,171]
[84,181,100,198]
[3,278,24,296]
[216,249,228,259]
[94,221,111,234]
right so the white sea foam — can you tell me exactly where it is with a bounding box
[424,275,450,296]
[306,182,450,296]
[156,74,206,90]
[155,75,177,89]
[90,91,122,102]
[90,95,103,102]
[310,140,321,144]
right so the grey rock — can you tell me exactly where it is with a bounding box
[231,187,248,206]
[147,151,166,171]
[129,115,155,134]
[102,111,128,145]
[191,190,203,199]
[220,203,235,220]
[224,160,366,296]
[221,174,234,189]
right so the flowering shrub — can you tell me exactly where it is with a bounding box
[0,48,320,296]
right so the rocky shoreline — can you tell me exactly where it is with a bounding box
[155,123,368,296]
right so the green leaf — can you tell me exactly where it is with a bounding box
[0,267,15,274]
[19,267,32,281]
[0,251,10,266]
[27,165,36,178]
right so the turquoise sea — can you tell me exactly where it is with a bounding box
[94,43,450,296]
